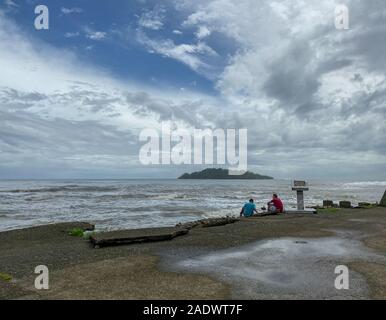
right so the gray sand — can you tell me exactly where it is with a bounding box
[1,207,386,299]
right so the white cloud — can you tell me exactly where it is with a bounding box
[64,32,80,38]
[61,7,83,15]
[87,31,106,40]
[137,5,166,30]
[136,29,217,75]
[169,0,386,178]
[84,27,107,41]
[0,11,220,177]
[0,2,385,179]
[3,0,18,12]
[134,6,221,77]
[195,25,211,39]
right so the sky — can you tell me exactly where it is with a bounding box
[0,0,385,180]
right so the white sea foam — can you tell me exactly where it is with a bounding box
[342,181,386,188]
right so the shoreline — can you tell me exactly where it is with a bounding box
[1,207,386,299]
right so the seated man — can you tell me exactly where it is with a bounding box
[267,193,284,214]
[240,199,258,217]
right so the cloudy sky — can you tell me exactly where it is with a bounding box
[0,0,385,180]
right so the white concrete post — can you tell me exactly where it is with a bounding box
[292,181,308,211]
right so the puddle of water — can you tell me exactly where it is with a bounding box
[174,237,382,299]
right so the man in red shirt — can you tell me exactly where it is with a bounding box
[267,193,284,214]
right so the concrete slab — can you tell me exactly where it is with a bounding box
[90,227,189,248]
[285,209,317,214]
[176,217,239,229]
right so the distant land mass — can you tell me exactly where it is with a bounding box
[178,168,274,180]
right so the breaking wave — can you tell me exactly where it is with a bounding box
[0,185,119,193]
[342,181,386,188]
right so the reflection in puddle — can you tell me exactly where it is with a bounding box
[176,237,382,299]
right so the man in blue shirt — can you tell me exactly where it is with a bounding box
[240,199,258,217]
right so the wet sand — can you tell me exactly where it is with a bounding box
[1,207,386,300]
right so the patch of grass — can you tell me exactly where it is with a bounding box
[362,204,378,209]
[68,228,84,237]
[0,272,12,282]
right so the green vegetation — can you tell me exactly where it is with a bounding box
[68,228,84,237]
[0,272,12,282]
[360,203,378,209]
[178,168,273,180]
[68,228,97,239]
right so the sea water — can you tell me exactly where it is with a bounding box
[0,179,385,232]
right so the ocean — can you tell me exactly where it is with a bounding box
[0,179,385,232]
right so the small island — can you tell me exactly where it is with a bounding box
[178,168,273,180]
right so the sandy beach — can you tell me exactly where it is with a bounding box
[1,206,386,300]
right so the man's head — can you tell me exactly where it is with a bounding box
[249,199,254,203]
[273,193,278,198]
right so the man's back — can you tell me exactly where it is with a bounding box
[243,202,256,217]
[272,197,284,212]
